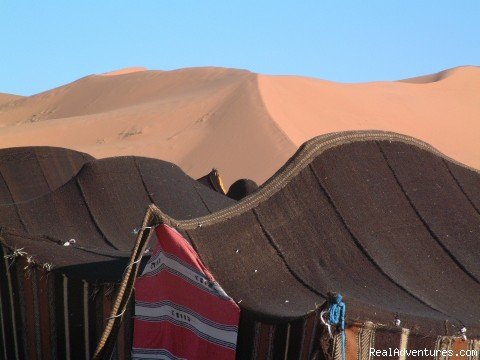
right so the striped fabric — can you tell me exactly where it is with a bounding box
[0,247,133,360]
[3,241,480,360]
[236,315,480,360]
[235,310,323,359]
[132,224,240,360]
[332,322,480,360]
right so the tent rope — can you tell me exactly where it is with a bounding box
[329,293,346,360]
[92,205,158,359]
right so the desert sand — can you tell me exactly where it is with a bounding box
[0,66,479,185]
[0,93,23,106]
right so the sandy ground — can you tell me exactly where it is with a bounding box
[0,66,478,185]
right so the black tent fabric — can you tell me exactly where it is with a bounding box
[0,149,235,359]
[0,146,93,204]
[226,178,260,200]
[143,131,480,359]
[0,151,235,280]
[1,132,480,360]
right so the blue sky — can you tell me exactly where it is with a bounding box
[1,1,479,95]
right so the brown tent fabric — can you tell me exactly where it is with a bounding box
[0,146,93,204]
[2,132,480,359]
[0,149,235,359]
[0,247,136,360]
[144,131,480,359]
[0,152,235,279]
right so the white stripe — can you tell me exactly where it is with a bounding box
[132,347,186,360]
[135,303,237,346]
[131,354,180,359]
[83,281,89,360]
[143,251,229,298]
[132,354,176,360]
[63,275,70,360]
[4,257,19,360]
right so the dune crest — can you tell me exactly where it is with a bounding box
[398,65,479,83]
[0,67,294,185]
[257,66,480,173]
[100,66,148,76]
[0,93,23,107]
[0,66,479,185]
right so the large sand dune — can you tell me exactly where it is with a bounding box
[0,93,23,106]
[0,66,479,185]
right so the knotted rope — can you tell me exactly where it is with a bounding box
[329,293,346,360]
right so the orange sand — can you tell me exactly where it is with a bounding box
[100,67,148,76]
[0,93,23,106]
[0,66,478,185]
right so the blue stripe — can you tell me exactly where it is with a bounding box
[132,347,184,360]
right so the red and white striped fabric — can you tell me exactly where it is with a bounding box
[132,224,240,360]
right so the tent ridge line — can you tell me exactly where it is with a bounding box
[148,130,478,230]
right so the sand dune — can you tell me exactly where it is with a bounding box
[397,66,472,83]
[0,66,478,185]
[100,66,148,76]
[0,93,23,106]
[258,66,480,171]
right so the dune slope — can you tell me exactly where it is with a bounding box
[0,68,295,185]
[0,93,23,107]
[0,66,478,184]
[258,65,480,172]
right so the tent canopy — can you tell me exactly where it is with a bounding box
[0,148,235,281]
[148,130,480,337]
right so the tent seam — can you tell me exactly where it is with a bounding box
[441,159,480,216]
[74,178,119,250]
[132,158,156,205]
[252,208,326,299]
[377,142,480,286]
[308,163,452,320]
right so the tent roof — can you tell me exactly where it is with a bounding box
[0,148,235,281]
[0,146,93,203]
[150,130,480,336]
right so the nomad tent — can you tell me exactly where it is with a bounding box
[105,131,480,360]
[1,131,479,359]
[0,147,234,359]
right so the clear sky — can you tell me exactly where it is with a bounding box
[1,1,479,95]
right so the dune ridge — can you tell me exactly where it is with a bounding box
[257,65,480,175]
[99,66,148,76]
[0,93,23,107]
[0,66,478,185]
[398,65,478,83]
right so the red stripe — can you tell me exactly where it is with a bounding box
[138,271,238,325]
[134,224,240,360]
[155,226,215,280]
[133,321,236,359]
